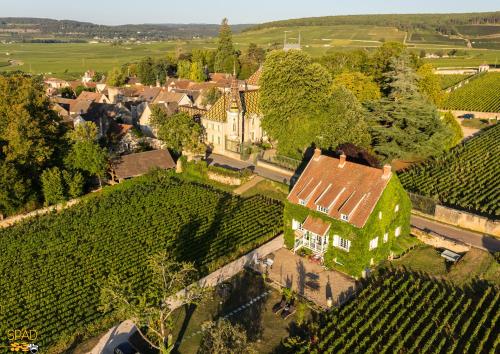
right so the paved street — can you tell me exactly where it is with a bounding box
[206,153,293,184]
[411,214,500,252]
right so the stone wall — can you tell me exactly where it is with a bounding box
[434,205,500,237]
[167,234,284,309]
[411,227,470,253]
[207,171,245,186]
[255,160,295,176]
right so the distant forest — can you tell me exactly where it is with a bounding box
[246,12,500,35]
[0,18,252,40]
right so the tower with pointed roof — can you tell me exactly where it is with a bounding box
[226,64,242,141]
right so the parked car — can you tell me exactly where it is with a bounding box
[462,113,475,119]
[114,342,139,354]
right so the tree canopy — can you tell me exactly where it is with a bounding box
[150,108,205,155]
[214,18,236,73]
[366,55,453,161]
[333,71,381,103]
[0,74,65,216]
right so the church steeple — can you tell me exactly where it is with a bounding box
[229,61,240,112]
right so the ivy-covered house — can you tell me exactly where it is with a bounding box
[285,148,411,277]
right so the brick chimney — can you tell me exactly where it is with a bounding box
[382,164,392,179]
[339,153,346,168]
[313,148,321,160]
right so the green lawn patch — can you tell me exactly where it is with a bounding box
[171,271,310,353]
[240,179,290,201]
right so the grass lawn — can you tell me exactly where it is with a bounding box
[240,179,290,201]
[389,245,500,286]
[171,271,310,353]
[462,118,497,129]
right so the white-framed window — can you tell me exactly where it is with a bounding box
[211,135,214,143]
[299,199,306,206]
[292,219,302,230]
[341,214,348,221]
[383,233,388,243]
[217,136,221,145]
[395,226,401,237]
[369,237,379,250]
[317,205,329,214]
[394,204,399,212]
[333,235,351,252]
[378,211,383,220]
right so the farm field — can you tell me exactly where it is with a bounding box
[290,267,499,354]
[398,124,500,217]
[438,74,471,89]
[0,173,284,352]
[3,24,494,76]
[441,72,500,112]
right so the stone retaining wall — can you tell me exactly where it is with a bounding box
[434,205,500,237]
[207,171,245,186]
[255,160,294,176]
[411,227,470,253]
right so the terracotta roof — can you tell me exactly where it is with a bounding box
[288,151,392,228]
[209,73,233,85]
[204,90,260,122]
[137,86,161,102]
[153,90,188,105]
[77,91,105,102]
[302,215,331,236]
[247,66,262,86]
[112,149,175,180]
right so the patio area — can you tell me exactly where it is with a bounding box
[263,248,359,308]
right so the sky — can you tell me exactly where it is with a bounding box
[2,0,499,25]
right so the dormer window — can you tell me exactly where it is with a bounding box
[317,205,329,214]
[299,199,306,206]
[341,214,348,221]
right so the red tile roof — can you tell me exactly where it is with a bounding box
[288,150,392,228]
[302,215,331,236]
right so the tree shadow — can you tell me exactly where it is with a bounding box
[214,271,267,342]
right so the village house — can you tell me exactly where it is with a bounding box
[110,149,176,183]
[285,149,411,277]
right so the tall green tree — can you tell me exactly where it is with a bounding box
[316,87,371,150]
[107,67,127,87]
[177,60,191,79]
[0,74,65,215]
[137,57,157,85]
[0,161,30,217]
[260,50,332,156]
[366,55,453,161]
[41,167,66,206]
[417,63,444,106]
[189,61,206,82]
[65,122,108,187]
[150,108,205,155]
[333,72,381,103]
[239,43,265,79]
[214,18,236,73]
[63,170,85,199]
[370,42,406,84]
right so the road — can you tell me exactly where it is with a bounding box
[411,214,500,252]
[206,153,293,184]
